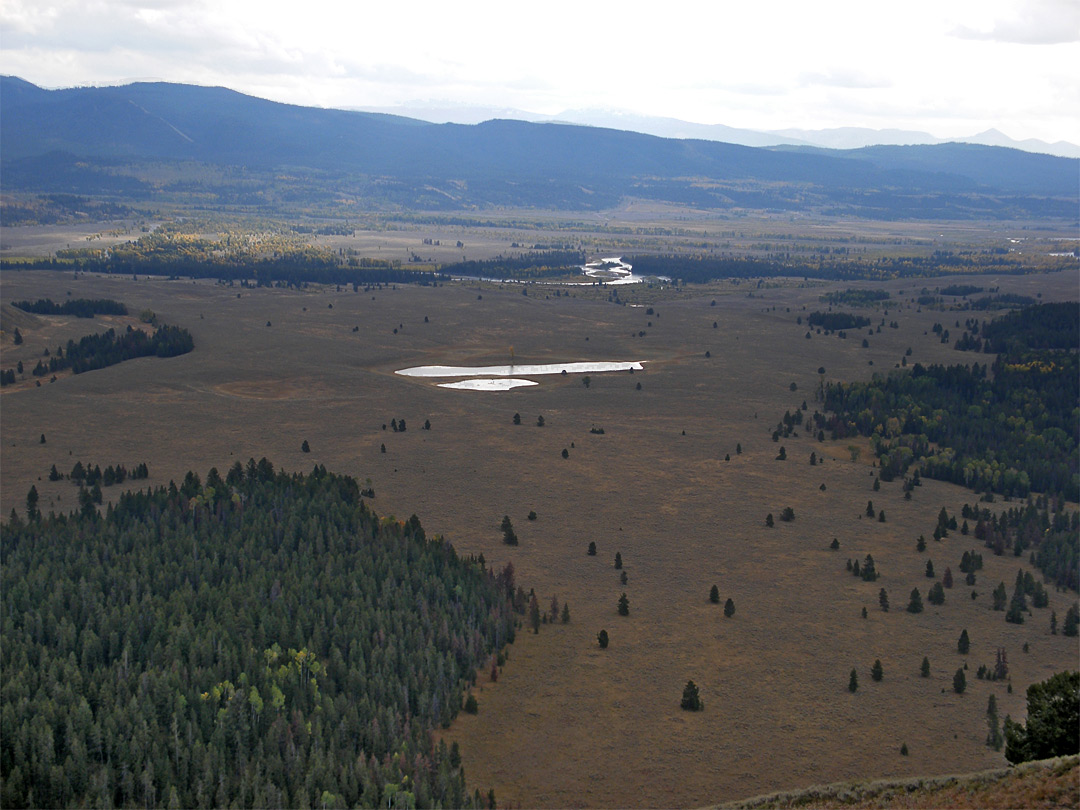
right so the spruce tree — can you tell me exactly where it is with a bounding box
[597,629,609,648]
[879,588,889,612]
[709,585,720,604]
[953,668,966,694]
[848,668,859,692]
[617,593,629,616]
[907,588,924,613]
[681,680,703,711]
[724,598,735,618]
[958,629,970,655]
[921,657,931,677]
[587,541,597,556]
[871,659,883,682]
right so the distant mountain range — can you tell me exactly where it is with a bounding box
[352,103,1080,158]
[2,76,1077,220]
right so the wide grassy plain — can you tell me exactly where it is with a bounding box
[1,219,1077,807]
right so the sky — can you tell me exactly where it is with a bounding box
[2,0,1078,144]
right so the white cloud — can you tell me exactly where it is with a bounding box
[950,0,1079,44]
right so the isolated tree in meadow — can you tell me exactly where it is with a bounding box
[536,415,545,427]
[830,538,840,550]
[878,510,886,522]
[724,598,735,618]
[490,663,498,682]
[879,588,889,612]
[301,440,310,453]
[561,448,569,459]
[925,560,935,578]
[424,419,431,430]
[776,446,786,461]
[1003,671,1080,763]
[614,552,622,570]
[871,659,884,682]
[736,443,742,455]
[866,500,875,518]
[861,554,878,581]
[620,571,628,585]
[550,596,560,623]
[561,603,570,624]
[529,594,541,634]
[618,593,630,616]
[513,412,521,425]
[780,506,795,522]
[588,541,597,556]
[597,629,609,648]
[765,513,774,528]
[681,680,703,711]
[709,585,720,604]
[943,567,953,588]
[13,327,22,345]
[849,668,859,692]
[921,657,931,678]
[928,582,945,605]
[953,668,966,694]
[1050,610,1058,635]
[464,694,478,714]
[958,629,970,655]
[916,535,927,552]
[907,588,924,614]
[501,515,518,546]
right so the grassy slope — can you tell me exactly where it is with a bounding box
[715,756,1079,809]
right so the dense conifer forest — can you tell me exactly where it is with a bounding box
[0,462,515,808]
[11,298,128,318]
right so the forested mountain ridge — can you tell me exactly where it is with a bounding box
[2,77,1076,218]
[0,461,514,808]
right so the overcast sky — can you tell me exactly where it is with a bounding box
[2,0,1077,143]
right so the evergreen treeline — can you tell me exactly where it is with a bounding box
[807,311,872,331]
[624,252,1063,283]
[975,302,1079,353]
[959,502,1079,591]
[0,462,515,809]
[0,258,445,288]
[30,325,194,376]
[11,298,128,318]
[822,352,1079,501]
[437,250,586,280]
[820,289,890,305]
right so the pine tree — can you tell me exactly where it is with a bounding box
[588,541,597,556]
[871,659,883,682]
[986,694,1003,750]
[958,629,970,654]
[501,515,518,546]
[916,535,927,552]
[464,693,478,714]
[724,598,735,618]
[681,680,703,711]
[513,412,521,425]
[992,581,1008,611]
[849,668,859,692]
[928,582,945,605]
[953,668,966,694]
[597,629,609,648]
[907,588,924,614]
[920,657,931,677]
[614,552,622,570]
[560,603,570,624]
[709,585,720,604]
[528,594,540,634]
[1063,604,1079,637]
[925,560,935,578]
[879,588,889,612]
[617,593,629,616]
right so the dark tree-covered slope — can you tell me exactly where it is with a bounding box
[2,77,1076,217]
[0,462,514,808]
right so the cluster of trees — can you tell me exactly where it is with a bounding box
[807,311,872,331]
[12,298,128,318]
[53,461,150,487]
[823,353,1079,502]
[953,302,1079,354]
[1,462,516,809]
[34,325,195,376]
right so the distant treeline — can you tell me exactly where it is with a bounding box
[807,311,872,331]
[439,250,587,279]
[0,257,447,288]
[820,289,891,306]
[1,462,516,809]
[12,297,127,317]
[30,324,194,376]
[624,252,1068,283]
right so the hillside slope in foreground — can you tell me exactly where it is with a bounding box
[714,756,1078,809]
